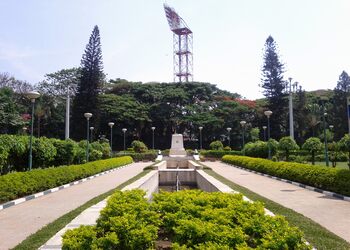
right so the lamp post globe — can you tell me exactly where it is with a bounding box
[262,126,267,141]
[198,126,203,150]
[122,128,127,152]
[226,127,232,147]
[264,110,273,159]
[84,113,92,162]
[108,122,115,157]
[89,127,94,142]
[240,121,247,150]
[25,91,40,171]
[151,127,156,150]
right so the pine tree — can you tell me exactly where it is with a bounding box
[71,25,104,140]
[332,71,350,140]
[261,36,288,139]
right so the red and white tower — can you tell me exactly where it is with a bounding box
[164,4,193,83]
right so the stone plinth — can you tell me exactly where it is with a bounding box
[169,134,187,157]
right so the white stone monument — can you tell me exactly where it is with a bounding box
[169,134,187,157]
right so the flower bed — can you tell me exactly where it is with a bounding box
[0,156,133,203]
[62,189,310,249]
[222,155,350,197]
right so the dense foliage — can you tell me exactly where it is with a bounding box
[222,155,350,197]
[62,189,310,249]
[71,25,104,140]
[0,134,111,174]
[261,36,288,139]
[302,137,323,165]
[0,156,132,203]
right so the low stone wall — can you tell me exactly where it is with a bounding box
[122,170,159,200]
[158,169,196,186]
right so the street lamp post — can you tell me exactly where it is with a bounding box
[262,126,267,141]
[264,110,273,159]
[108,122,114,157]
[84,113,92,162]
[323,112,329,166]
[240,121,246,150]
[151,127,156,150]
[122,128,127,152]
[25,91,41,171]
[89,127,94,142]
[199,127,203,150]
[65,85,70,139]
[226,127,232,148]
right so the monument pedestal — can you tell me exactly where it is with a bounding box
[169,134,187,157]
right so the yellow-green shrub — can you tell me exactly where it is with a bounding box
[0,156,133,203]
[222,155,350,196]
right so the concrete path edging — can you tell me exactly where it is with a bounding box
[225,163,350,202]
[0,164,132,210]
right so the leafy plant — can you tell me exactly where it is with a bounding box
[131,140,148,153]
[278,136,299,161]
[209,141,224,150]
[302,137,323,165]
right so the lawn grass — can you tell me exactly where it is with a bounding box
[312,161,349,170]
[12,169,151,250]
[204,169,350,250]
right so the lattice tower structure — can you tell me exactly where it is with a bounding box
[164,4,193,83]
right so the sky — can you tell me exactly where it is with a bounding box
[0,0,350,100]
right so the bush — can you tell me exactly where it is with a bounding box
[222,155,350,197]
[200,150,242,159]
[51,139,79,166]
[62,190,310,249]
[115,152,156,161]
[243,140,268,158]
[91,141,111,159]
[278,136,299,161]
[223,146,231,151]
[131,140,148,153]
[302,137,323,165]
[209,141,224,150]
[0,156,133,203]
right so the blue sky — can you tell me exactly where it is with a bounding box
[0,0,349,99]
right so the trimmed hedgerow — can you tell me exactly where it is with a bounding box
[222,155,350,197]
[0,156,133,203]
[200,150,242,159]
[62,189,310,249]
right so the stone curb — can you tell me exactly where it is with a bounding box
[0,164,132,211]
[225,163,350,202]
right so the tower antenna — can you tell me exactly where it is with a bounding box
[163,4,193,83]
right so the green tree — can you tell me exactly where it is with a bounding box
[209,140,224,150]
[260,36,288,139]
[71,25,104,140]
[0,87,26,134]
[278,136,299,161]
[250,127,260,142]
[339,134,350,169]
[332,71,350,140]
[302,137,323,165]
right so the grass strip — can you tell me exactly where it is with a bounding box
[12,169,151,250]
[204,169,350,250]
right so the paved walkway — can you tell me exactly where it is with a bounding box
[0,162,150,250]
[204,161,350,243]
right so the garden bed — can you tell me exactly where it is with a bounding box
[62,189,310,249]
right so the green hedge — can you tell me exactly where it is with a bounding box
[200,150,242,158]
[0,156,133,203]
[62,189,309,249]
[115,151,157,161]
[0,134,111,174]
[222,155,350,197]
